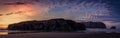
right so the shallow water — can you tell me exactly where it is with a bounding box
[0,28,120,35]
[85,28,120,33]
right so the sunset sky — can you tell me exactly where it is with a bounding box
[0,0,120,29]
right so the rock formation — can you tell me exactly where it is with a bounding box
[81,22,106,28]
[8,18,86,32]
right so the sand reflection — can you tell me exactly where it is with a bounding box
[0,30,8,35]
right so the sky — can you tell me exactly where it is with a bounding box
[0,0,120,29]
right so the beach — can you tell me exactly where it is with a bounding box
[1,32,120,38]
[1,28,120,38]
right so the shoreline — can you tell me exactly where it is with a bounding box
[1,32,120,38]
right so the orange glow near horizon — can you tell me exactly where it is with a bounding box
[0,3,49,29]
[0,5,37,22]
[0,4,39,29]
[0,24,8,29]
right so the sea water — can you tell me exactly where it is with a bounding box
[0,28,120,35]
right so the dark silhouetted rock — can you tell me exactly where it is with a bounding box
[8,18,86,32]
[110,26,116,29]
[81,22,106,28]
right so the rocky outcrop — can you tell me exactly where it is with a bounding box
[110,26,116,29]
[8,18,86,32]
[81,22,106,28]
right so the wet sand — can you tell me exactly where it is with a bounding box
[0,32,120,38]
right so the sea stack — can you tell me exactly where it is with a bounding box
[8,18,86,32]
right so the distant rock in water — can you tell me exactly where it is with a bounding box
[110,26,116,29]
[81,22,106,28]
[8,18,86,32]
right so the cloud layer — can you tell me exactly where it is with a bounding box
[0,0,120,29]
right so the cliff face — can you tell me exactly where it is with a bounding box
[82,22,106,28]
[8,18,86,32]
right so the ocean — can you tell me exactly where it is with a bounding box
[0,28,120,35]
